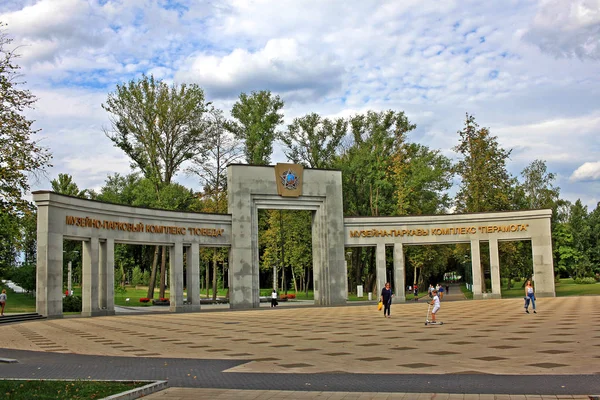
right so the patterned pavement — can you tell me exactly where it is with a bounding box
[1,295,599,398]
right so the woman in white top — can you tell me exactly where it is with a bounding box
[524,280,536,314]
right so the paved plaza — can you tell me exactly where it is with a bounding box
[1,295,599,398]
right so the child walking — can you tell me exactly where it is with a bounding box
[429,289,440,323]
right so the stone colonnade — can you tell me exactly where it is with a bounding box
[33,166,555,318]
[344,209,555,301]
[33,191,231,317]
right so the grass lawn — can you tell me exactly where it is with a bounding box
[0,379,146,400]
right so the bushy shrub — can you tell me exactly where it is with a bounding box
[63,296,82,312]
[574,277,597,284]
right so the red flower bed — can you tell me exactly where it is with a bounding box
[159,298,169,302]
[279,294,296,300]
[139,298,150,303]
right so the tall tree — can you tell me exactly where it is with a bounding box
[334,110,416,292]
[103,74,210,190]
[0,24,52,217]
[390,143,453,216]
[190,107,242,300]
[225,90,284,165]
[453,113,516,213]
[280,113,347,168]
[103,74,210,297]
[519,159,560,210]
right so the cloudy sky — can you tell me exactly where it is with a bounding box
[2,0,599,209]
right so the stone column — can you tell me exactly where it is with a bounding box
[393,243,406,302]
[532,231,556,297]
[82,237,101,316]
[376,243,386,300]
[169,242,184,312]
[36,215,63,318]
[185,243,201,311]
[470,239,483,300]
[489,238,501,299]
[98,238,115,315]
[67,262,72,295]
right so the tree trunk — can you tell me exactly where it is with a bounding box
[159,245,167,298]
[146,246,160,299]
[212,248,217,301]
[292,265,298,293]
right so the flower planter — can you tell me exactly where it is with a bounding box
[152,300,170,306]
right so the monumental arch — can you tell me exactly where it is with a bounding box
[33,164,554,318]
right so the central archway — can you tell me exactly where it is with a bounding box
[227,164,347,308]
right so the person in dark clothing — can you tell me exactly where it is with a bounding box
[380,282,393,318]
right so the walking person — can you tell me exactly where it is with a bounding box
[0,289,7,316]
[380,282,393,318]
[524,280,536,314]
[271,289,278,308]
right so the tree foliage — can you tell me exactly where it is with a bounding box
[280,113,346,169]
[225,90,284,165]
[0,24,51,216]
[453,114,515,213]
[103,74,210,189]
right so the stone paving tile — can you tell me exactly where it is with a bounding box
[2,296,600,377]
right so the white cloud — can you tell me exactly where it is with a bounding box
[176,38,344,100]
[571,161,600,181]
[0,0,597,209]
[523,0,600,60]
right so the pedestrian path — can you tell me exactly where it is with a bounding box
[1,296,599,397]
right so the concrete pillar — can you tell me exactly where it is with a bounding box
[532,233,556,298]
[67,262,72,295]
[185,243,201,311]
[470,239,483,300]
[489,238,501,299]
[98,239,115,315]
[36,227,63,318]
[376,243,386,300]
[169,242,185,312]
[393,243,406,302]
[82,237,101,316]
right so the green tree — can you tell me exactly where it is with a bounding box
[334,110,416,292]
[226,90,284,165]
[103,74,210,297]
[587,202,600,274]
[569,200,592,278]
[453,114,515,213]
[0,211,20,277]
[519,160,560,210]
[51,173,90,198]
[0,24,52,217]
[190,108,241,300]
[280,113,347,168]
[390,143,453,216]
